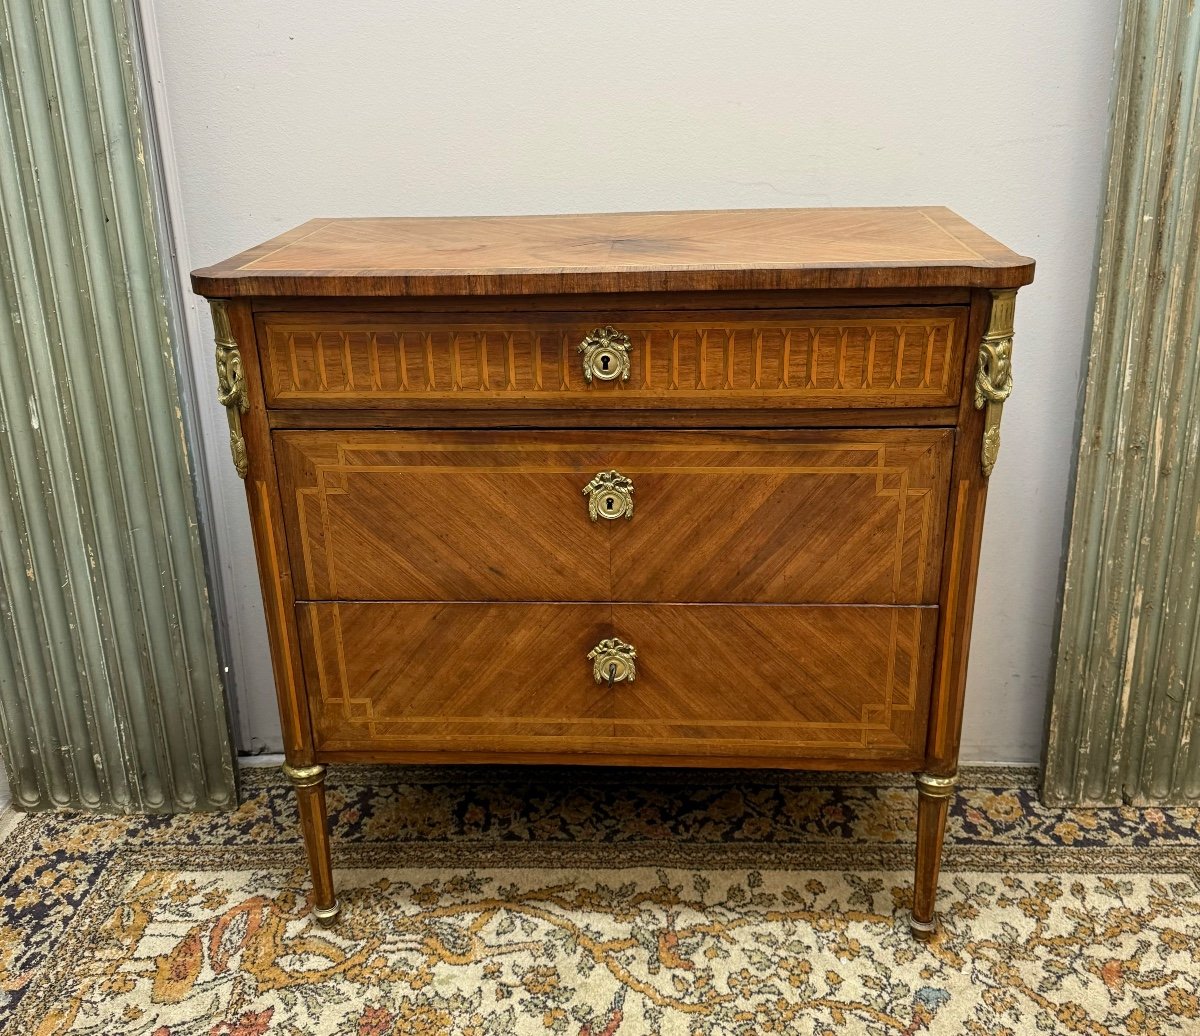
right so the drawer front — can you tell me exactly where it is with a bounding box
[276,429,952,604]
[300,602,936,762]
[258,307,966,410]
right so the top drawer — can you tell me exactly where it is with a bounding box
[256,307,967,410]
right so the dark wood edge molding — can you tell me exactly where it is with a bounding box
[193,263,1034,299]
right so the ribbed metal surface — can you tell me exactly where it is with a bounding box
[0,0,236,811]
[1045,0,1200,805]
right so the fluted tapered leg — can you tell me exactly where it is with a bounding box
[910,771,955,941]
[283,763,340,925]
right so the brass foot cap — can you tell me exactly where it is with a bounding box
[909,913,937,942]
[312,900,341,927]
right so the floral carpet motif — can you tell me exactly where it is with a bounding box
[1,765,1198,1035]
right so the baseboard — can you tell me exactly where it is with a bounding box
[0,805,21,845]
[238,753,285,768]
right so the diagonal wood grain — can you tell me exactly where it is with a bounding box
[609,603,934,755]
[609,434,950,604]
[190,213,1033,930]
[275,429,951,604]
[300,601,936,762]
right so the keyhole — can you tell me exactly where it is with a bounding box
[600,354,611,372]
[607,661,617,687]
[605,496,615,511]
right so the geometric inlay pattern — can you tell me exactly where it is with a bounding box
[261,309,965,409]
[299,601,936,761]
[275,429,953,604]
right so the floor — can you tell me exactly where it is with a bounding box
[1,764,1197,1035]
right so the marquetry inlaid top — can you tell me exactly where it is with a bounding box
[191,207,1034,298]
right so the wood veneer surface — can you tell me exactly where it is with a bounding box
[196,217,1034,937]
[258,307,966,410]
[299,601,936,762]
[275,428,951,605]
[192,208,1034,297]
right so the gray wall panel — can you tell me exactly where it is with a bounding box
[1045,0,1200,805]
[0,0,235,811]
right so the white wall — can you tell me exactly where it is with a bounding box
[147,0,1120,763]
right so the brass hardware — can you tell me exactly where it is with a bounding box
[588,637,637,686]
[974,289,1016,478]
[210,300,250,478]
[578,326,632,383]
[915,772,958,799]
[582,470,634,521]
[312,901,341,926]
[282,762,326,788]
[908,914,938,938]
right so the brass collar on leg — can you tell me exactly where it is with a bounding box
[909,914,938,938]
[312,900,342,926]
[282,763,326,788]
[915,772,958,798]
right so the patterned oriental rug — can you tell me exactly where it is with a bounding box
[1,765,1198,1036]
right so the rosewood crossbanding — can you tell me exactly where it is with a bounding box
[193,207,1033,296]
[193,207,1033,939]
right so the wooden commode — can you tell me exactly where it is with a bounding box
[192,208,1033,939]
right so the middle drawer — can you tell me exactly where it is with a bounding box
[275,428,952,605]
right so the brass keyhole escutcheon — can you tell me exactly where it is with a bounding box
[578,326,632,384]
[588,637,636,686]
[582,470,634,521]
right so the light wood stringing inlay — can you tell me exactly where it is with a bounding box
[299,601,937,761]
[274,429,952,605]
[259,310,965,409]
[189,210,1034,935]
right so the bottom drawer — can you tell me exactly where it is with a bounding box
[298,602,936,765]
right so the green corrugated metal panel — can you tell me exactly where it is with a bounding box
[0,0,236,811]
[1044,0,1200,805]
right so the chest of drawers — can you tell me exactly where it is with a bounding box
[193,208,1033,939]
